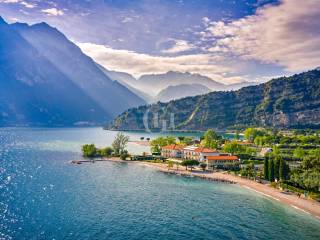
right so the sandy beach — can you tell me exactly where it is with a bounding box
[73,158,320,220]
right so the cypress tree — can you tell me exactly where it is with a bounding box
[264,158,269,180]
[279,159,290,181]
[269,159,275,182]
[274,158,280,181]
[287,163,290,179]
[279,158,285,181]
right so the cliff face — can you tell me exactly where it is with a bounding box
[108,70,320,130]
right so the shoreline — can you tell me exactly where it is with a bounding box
[73,158,320,220]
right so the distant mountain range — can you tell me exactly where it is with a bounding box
[0,17,145,126]
[0,17,275,127]
[96,64,154,103]
[108,69,320,130]
[101,69,257,103]
[155,84,211,102]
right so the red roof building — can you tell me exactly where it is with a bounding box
[161,144,184,158]
[206,155,239,169]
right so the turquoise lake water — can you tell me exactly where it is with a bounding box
[0,128,320,240]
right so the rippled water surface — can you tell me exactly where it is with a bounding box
[1,128,320,240]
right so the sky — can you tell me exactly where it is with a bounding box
[0,0,319,84]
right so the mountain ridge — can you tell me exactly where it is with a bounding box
[0,18,145,126]
[98,68,257,101]
[155,83,211,102]
[108,69,320,130]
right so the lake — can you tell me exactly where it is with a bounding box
[0,127,319,240]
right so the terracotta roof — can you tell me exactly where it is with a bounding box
[193,147,217,153]
[162,144,184,150]
[207,155,239,161]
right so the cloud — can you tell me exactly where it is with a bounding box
[77,42,244,83]
[202,16,211,26]
[0,0,36,8]
[122,16,133,23]
[0,0,20,3]
[161,39,195,54]
[41,8,64,16]
[20,1,35,8]
[203,0,320,72]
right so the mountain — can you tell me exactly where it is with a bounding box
[0,18,145,126]
[92,65,257,102]
[97,67,137,86]
[136,71,226,95]
[108,69,320,130]
[224,81,258,91]
[96,64,153,103]
[155,84,211,102]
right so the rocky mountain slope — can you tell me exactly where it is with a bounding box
[108,69,320,130]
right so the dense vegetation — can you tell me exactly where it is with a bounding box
[108,69,320,130]
[82,133,129,160]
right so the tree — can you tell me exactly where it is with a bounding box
[82,144,97,158]
[264,158,269,180]
[99,146,113,157]
[245,147,257,156]
[200,163,207,171]
[271,146,281,157]
[293,147,305,160]
[167,160,174,169]
[181,160,188,170]
[244,128,257,142]
[274,157,280,181]
[180,137,194,145]
[112,133,129,155]
[279,158,287,181]
[235,131,240,140]
[201,129,220,149]
[244,128,266,142]
[301,153,320,171]
[150,136,176,153]
[269,159,275,182]
[223,141,245,155]
[120,150,129,160]
[302,170,320,191]
[254,136,264,146]
[181,160,199,170]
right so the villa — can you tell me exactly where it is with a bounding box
[206,155,239,169]
[161,144,240,169]
[182,146,220,161]
[161,144,184,158]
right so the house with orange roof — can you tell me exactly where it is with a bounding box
[161,144,184,158]
[206,155,239,169]
[182,146,220,161]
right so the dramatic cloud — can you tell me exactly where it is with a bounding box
[204,0,320,72]
[41,8,64,16]
[77,42,244,83]
[161,39,195,54]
